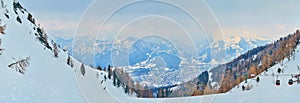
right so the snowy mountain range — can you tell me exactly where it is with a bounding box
[54,35,269,87]
[196,36,270,65]
[55,35,269,67]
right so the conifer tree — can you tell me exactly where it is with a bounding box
[80,63,86,76]
[67,55,74,68]
[53,42,58,58]
[108,64,112,79]
[97,66,102,71]
[113,70,117,86]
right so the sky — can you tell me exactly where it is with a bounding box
[206,0,300,40]
[20,0,300,41]
[21,0,92,38]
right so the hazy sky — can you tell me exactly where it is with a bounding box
[21,0,300,40]
[21,0,92,38]
[206,0,300,40]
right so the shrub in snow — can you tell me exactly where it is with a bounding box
[0,20,6,34]
[0,39,3,55]
[27,13,35,24]
[245,84,253,90]
[16,16,22,24]
[8,57,31,74]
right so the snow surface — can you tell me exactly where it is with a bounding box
[0,0,85,102]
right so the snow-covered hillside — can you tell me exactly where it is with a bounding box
[0,0,87,102]
[0,0,163,102]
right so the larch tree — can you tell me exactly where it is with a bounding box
[248,65,257,77]
[128,78,134,95]
[135,82,141,98]
[157,88,164,98]
[203,84,213,95]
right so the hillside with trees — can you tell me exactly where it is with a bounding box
[209,30,300,94]
[96,30,300,98]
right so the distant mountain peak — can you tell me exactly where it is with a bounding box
[228,36,242,43]
[225,34,269,42]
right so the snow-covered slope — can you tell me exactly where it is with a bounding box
[0,0,86,102]
[0,1,149,103]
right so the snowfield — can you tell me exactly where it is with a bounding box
[0,0,85,102]
[1,0,300,103]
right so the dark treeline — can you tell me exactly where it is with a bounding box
[96,64,209,98]
[97,65,167,98]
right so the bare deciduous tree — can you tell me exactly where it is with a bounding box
[0,39,3,55]
[0,24,6,34]
[53,42,58,58]
[0,19,6,34]
[8,57,30,74]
